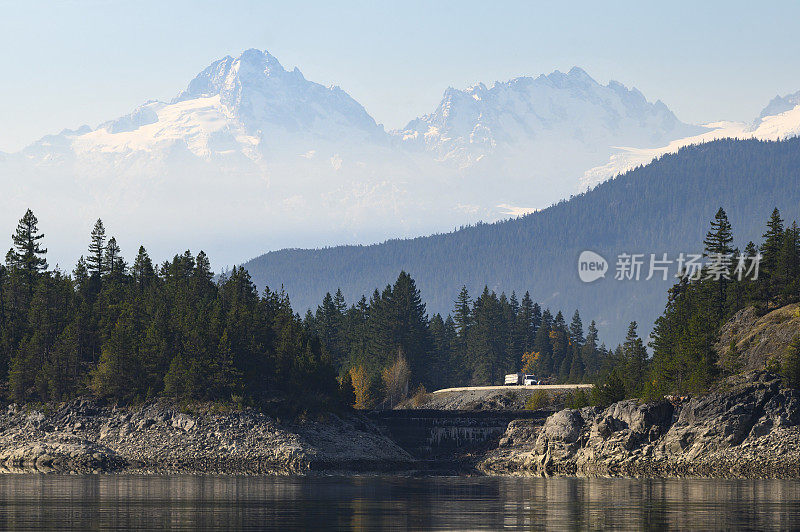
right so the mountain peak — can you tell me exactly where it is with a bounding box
[544,66,598,88]
[399,66,700,165]
[174,49,295,103]
[567,66,593,81]
[757,89,800,122]
[170,48,382,140]
[239,48,284,70]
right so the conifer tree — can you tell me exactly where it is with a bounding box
[621,321,648,396]
[87,219,106,276]
[703,207,734,256]
[569,310,585,348]
[132,246,155,287]
[702,208,735,321]
[103,237,124,278]
[760,208,785,299]
[6,209,48,293]
[580,320,600,379]
[515,292,537,364]
[533,309,553,377]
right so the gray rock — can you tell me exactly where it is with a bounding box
[172,414,196,432]
[542,409,583,443]
[480,371,800,478]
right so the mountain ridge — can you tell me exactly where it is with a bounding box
[240,137,800,344]
[3,49,800,271]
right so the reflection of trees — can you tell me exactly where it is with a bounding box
[0,475,795,529]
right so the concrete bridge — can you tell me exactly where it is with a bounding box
[368,409,550,459]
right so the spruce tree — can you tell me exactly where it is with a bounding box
[621,321,648,396]
[6,209,48,293]
[702,208,735,321]
[580,320,600,378]
[775,223,800,303]
[132,246,155,286]
[533,309,554,377]
[703,207,734,256]
[515,292,537,360]
[760,208,785,299]
[389,271,431,385]
[569,310,585,348]
[103,237,124,278]
[87,219,106,276]
[451,286,472,370]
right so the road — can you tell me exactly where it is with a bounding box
[432,384,594,394]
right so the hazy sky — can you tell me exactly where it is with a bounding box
[1,0,799,152]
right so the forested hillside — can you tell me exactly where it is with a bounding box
[0,211,608,407]
[589,205,800,406]
[243,138,800,343]
[0,213,339,408]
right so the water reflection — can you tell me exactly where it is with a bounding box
[0,474,797,530]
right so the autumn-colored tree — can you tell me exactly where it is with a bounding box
[382,352,410,407]
[349,365,373,409]
[521,350,540,374]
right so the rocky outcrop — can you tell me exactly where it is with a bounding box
[480,372,800,478]
[0,401,413,474]
[716,304,800,372]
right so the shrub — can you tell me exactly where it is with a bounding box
[524,390,550,410]
[410,385,429,407]
[565,389,590,409]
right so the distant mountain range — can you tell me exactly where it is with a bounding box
[12,49,800,267]
[242,137,800,344]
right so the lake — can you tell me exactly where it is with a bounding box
[0,474,798,530]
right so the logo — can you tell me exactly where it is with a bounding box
[578,251,608,283]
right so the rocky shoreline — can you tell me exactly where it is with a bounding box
[0,401,414,474]
[2,372,799,478]
[480,372,800,478]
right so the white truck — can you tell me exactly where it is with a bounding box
[504,372,540,386]
[523,375,540,386]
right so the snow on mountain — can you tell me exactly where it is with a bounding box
[756,90,800,124]
[582,91,800,188]
[0,49,447,267]
[23,49,385,164]
[173,49,384,144]
[1,49,778,269]
[396,67,702,164]
[394,67,704,210]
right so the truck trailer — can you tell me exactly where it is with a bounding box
[504,372,540,386]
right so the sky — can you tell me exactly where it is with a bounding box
[1,0,799,152]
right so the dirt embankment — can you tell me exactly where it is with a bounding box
[403,387,577,411]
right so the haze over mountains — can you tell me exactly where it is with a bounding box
[243,137,800,343]
[8,48,790,268]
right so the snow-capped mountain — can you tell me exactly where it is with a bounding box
[2,48,797,269]
[583,89,800,188]
[23,49,386,164]
[756,89,800,125]
[397,67,702,166]
[391,68,705,213]
[1,49,444,268]
[172,49,385,145]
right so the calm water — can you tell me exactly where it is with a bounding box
[0,474,798,530]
